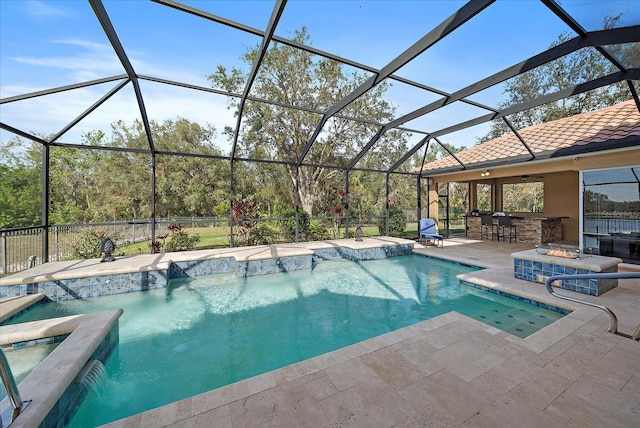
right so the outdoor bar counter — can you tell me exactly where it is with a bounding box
[466,214,564,244]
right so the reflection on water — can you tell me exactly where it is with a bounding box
[9,255,564,427]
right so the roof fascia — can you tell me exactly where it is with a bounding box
[402,69,638,176]
[419,136,640,178]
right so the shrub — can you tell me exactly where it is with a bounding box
[151,223,200,252]
[278,208,310,242]
[377,208,406,237]
[250,222,280,245]
[229,235,247,247]
[232,200,260,245]
[164,229,200,252]
[73,227,122,259]
[307,219,331,241]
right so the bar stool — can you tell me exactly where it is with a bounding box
[480,215,495,240]
[496,215,517,243]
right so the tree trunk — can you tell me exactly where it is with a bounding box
[299,190,314,215]
[288,165,320,215]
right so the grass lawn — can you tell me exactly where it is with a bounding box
[116,224,420,256]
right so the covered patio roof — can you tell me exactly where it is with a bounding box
[414,99,640,177]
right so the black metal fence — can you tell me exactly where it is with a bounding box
[0,218,226,275]
[1,214,414,276]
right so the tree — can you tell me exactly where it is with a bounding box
[208,27,403,214]
[478,15,637,143]
[502,182,544,213]
[1,118,231,227]
[0,138,42,228]
[88,118,227,220]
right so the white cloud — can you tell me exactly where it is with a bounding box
[20,0,75,20]
[10,39,125,77]
[0,81,236,151]
[1,33,229,141]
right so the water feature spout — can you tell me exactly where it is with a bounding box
[75,360,107,394]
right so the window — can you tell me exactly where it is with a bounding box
[502,182,543,212]
[583,167,640,263]
[477,184,492,211]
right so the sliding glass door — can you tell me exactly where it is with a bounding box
[583,166,640,263]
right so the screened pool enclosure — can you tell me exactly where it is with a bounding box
[1,0,639,269]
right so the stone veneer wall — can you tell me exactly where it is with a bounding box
[0,244,414,302]
[466,216,562,244]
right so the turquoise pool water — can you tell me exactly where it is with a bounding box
[8,255,565,426]
[0,343,59,401]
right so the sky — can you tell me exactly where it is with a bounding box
[1,0,638,156]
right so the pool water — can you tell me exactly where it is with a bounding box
[8,255,564,426]
[0,343,59,401]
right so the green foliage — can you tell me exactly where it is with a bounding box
[208,27,403,215]
[213,200,230,218]
[447,182,469,221]
[0,139,42,228]
[307,220,331,241]
[153,224,200,252]
[345,171,385,219]
[0,30,415,233]
[228,235,247,247]
[502,182,544,212]
[378,208,407,237]
[165,230,200,252]
[73,228,122,259]
[477,15,636,144]
[476,183,492,212]
[250,222,280,245]
[275,208,332,242]
[232,200,260,245]
[278,208,310,242]
[0,162,42,228]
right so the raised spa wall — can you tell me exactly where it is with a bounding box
[0,310,122,428]
[512,249,622,296]
[0,244,414,302]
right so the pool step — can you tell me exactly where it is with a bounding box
[475,307,559,337]
[0,294,45,324]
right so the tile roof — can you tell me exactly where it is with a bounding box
[416,100,640,174]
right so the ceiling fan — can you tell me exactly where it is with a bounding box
[520,175,544,182]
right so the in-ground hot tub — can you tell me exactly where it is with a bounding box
[512,248,622,296]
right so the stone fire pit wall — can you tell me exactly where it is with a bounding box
[511,249,622,296]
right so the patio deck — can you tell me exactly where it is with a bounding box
[99,238,638,428]
[4,238,640,427]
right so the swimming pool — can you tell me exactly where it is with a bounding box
[0,343,59,401]
[9,255,565,426]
